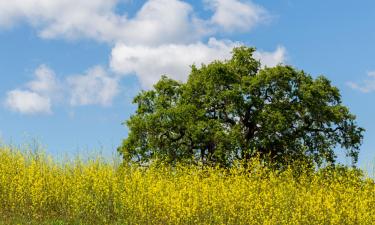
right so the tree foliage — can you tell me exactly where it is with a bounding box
[118,46,364,167]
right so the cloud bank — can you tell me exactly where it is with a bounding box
[5,90,52,115]
[0,0,268,45]
[111,38,286,88]
[206,0,268,32]
[67,66,119,106]
[1,0,287,114]
[5,65,119,114]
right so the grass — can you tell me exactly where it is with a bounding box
[0,146,374,224]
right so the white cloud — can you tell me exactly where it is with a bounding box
[110,38,235,88]
[110,38,286,88]
[347,71,375,93]
[4,65,119,115]
[254,46,286,68]
[205,0,268,32]
[0,0,208,45]
[120,0,208,45]
[5,90,51,115]
[1,0,285,111]
[0,0,268,44]
[67,66,119,106]
[4,65,58,115]
[0,0,121,42]
[26,65,60,95]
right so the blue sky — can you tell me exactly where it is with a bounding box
[0,0,374,167]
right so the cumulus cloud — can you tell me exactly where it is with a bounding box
[0,0,121,42]
[205,0,268,32]
[1,0,285,113]
[4,65,58,115]
[26,65,60,95]
[347,71,375,93]
[120,0,208,45]
[67,66,119,106]
[4,65,119,115]
[254,46,286,68]
[0,0,267,44]
[5,90,52,115]
[110,38,236,87]
[110,38,286,88]
[0,0,206,45]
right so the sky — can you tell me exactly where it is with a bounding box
[0,0,374,168]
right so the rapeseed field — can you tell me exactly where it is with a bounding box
[0,146,374,224]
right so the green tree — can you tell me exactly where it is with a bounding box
[119,46,364,167]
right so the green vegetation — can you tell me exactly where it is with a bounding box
[119,46,364,167]
[1,146,375,225]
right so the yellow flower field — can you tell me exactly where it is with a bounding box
[0,146,374,224]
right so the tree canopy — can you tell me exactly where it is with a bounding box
[118,46,364,167]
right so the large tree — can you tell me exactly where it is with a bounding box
[118,46,364,167]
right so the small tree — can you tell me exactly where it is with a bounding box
[119,46,364,167]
